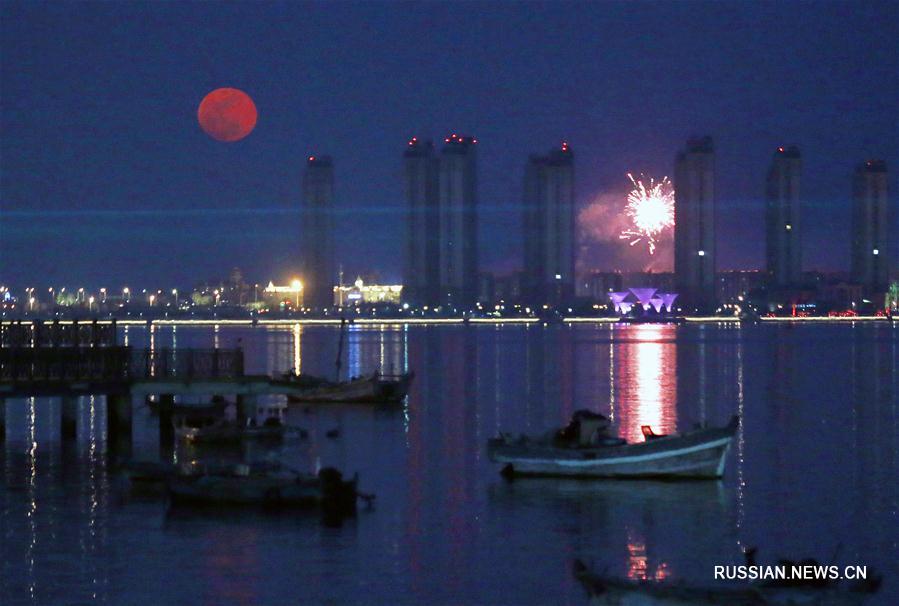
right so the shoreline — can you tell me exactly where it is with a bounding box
[1,316,895,327]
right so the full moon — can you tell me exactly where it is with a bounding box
[197,88,257,142]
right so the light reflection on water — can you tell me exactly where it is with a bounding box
[1,323,896,605]
[614,324,677,443]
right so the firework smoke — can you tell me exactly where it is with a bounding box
[619,173,674,254]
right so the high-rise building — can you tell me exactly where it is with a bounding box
[522,142,575,305]
[851,160,890,292]
[674,136,716,310]
[403,137,440,307]
[765,146,802,288]
[437,134,478,309]
[300,155,335,309]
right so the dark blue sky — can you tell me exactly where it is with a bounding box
[1,1,896,290]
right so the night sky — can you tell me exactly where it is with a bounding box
[1,1,896,291]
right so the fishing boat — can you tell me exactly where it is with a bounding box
[281,317,413,404]
[573,559,881,605]
[172,401,287,444]
[488,410,739,479]
[167,462,362,514]
[282,371,414,404]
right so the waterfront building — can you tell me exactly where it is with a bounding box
[674,136,716,310]
[583,272,623,305]
[404,138,440,307]
[262,281,304,309]
[495,272,525,303]
[437,134,479,309]
[522,142,575,305]
[333,277,403,307]
[851,160,891,294]
[766,146,802,288]
[478,272,495,304]
[715,270,766,305]
[300,155,335,309]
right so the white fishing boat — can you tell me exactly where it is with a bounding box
[487,411,739,479]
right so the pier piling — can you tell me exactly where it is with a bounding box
[237,394,257,425]
[61,396,78,440]
[158,393,175,455]
[106,393,133,459]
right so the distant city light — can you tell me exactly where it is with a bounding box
[619,173,674,255]
[873,248,879,255]
[698,250,705,256]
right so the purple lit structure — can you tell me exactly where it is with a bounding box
[608,288,680,318]
[659,293,679,312]
[609,292,630,313]
[629,288,658,311]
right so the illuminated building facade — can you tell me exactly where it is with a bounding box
[522,142,575,304]
[333,277,403,307]
[851,160,890,292]
[766,146,802,288]
[301,156,335,309]
[263,281,304,308]
[438,134,479,309]
[674,136,716,309]
[404,138,440,306]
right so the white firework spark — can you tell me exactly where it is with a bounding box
[619,173,674,254]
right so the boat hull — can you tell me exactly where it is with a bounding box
[175,424,285,444]
[169,476,322,507]
[574,560,879,606]
[167,468,358,514]
[488,419,737,479]
[285,372,413,404]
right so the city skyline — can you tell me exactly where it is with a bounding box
[1,2,897,290]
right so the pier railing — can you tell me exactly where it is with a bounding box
[0,346,132,382]
[0,347,244,384]
[0,320,118,348]
[130,348,244,380]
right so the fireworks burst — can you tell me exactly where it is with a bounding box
[619,173,674,254]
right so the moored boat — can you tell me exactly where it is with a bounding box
[573,559,881,606]
[488,411,739,479]
[167,462,361,515]
[173,401,288,444]
[282,371,414,404]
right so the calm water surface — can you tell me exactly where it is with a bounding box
[2,323,897,605]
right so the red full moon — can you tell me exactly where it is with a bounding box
[197,88,257,142]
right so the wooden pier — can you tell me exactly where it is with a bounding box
[0,320,306,453]
[0,321,241,448]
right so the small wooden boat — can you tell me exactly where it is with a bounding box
[283,371,414,404]
[488,411,739,479]
[573,559,881,605]
[173,401,287,444]
[167,463,361,514]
